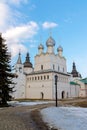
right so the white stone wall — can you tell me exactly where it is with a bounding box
[74,80,86,97]
[13,74,26,99]
[12,64,26,99]
[70,84,79,98]
[52,73,70,99]
[25,72,71,99]
[34,53,67,73]
[23,67,33,74]
[26,73,53,99]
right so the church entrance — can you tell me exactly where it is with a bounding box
[41,92,44,99]
[61,91,65,99]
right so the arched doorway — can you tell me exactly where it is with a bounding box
[61,91,65,99]
[41,92,44,99]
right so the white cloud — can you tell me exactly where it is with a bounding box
[10,43,27,57]
[42,22,58,29]
[2,21,39,57]
[0,2,11,31]
[0,0,28,5]
[0,0,39,58]
[3,21,39,40]
[9,0,28,5]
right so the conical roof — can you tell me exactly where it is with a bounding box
[23,52,32,68]
[17,52,22,64]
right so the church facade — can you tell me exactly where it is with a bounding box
[12,36,82,100]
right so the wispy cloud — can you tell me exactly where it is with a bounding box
[0,0,39,58]
[3,22,39,40]
[0,2,11,31]
[0,0,28,5]
[42,22,58,29]
[64,18,72,23]
[2,21,39,57]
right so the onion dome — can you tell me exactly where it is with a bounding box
[57,45,63,52]
[23,52,32,68]
[38,44,44,50]
[46,36,55,47]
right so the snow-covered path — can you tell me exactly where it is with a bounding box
[41,106,87,130]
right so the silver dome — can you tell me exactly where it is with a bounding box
[46,36,55,47]
[57,45,63,52]
[38,44,44,49]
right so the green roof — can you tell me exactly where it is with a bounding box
[80,78,87,84]
[70,81,80,85]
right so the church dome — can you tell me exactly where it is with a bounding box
[46,36,55,47]
[57,45,63,52]
[38,44,44,50]
[23,53,32,68]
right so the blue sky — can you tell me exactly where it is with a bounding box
[0,0,87,77]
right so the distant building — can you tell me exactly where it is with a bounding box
[73,78,87,97]
[12,36,84,100]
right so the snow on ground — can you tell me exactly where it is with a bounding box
[7,101,50,106]
[41,106,87,130]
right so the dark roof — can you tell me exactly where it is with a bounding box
[23,52,32,68]
[71,62,81,78]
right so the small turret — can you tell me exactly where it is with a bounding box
[46,36,55,53]
[38,44,44,54]
[24,52,32,68]
[23,52,33,74]
[57,45,63,57]
[15,52,23,73]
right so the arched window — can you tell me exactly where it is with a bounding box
[41,92,44,99]
[58,66,60,71]
[38,76,39,80]
[44,75,46,80]
[53,64,55,70]
[47,75,49,79]
[41,76,43,80]
[41,65,43,70]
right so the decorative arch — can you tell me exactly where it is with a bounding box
[61,91,65,99]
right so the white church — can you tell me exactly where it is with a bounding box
[12,35,86,100]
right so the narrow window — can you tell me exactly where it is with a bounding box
[58,66,60,71]
[63,68,64,72]
[38,76,39,80]
[44,75,46,80]
[53,64,55,70]
[41,76,43,80]
[41,65,43,70]
[47,75,49,79]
